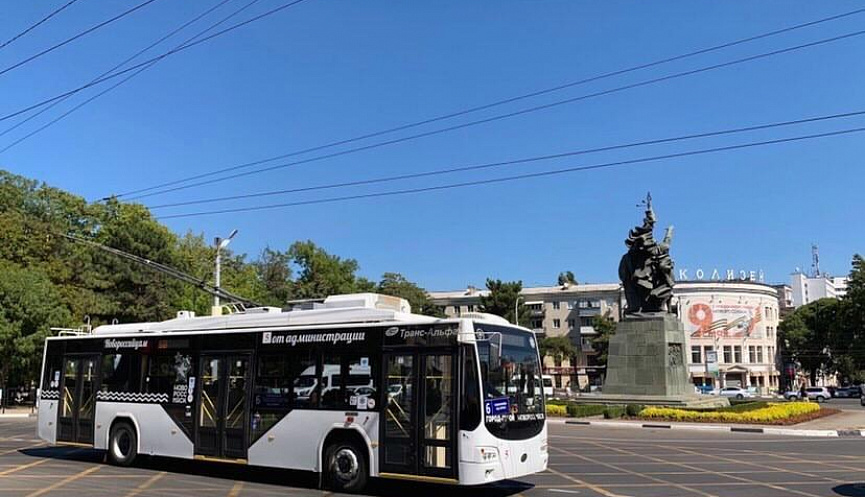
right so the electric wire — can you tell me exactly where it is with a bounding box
[0,0,312,125]
[157,125,865,219]
[0,0,263,154]
[0,0,161,78]
[147,109,865,210]
[112,7,865,199]
[0,0,236,142]
[0,0,84,51]
[127,27,865,202]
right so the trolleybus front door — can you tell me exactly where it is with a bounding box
[195,354,250,460]
[381,352,457,481]
[57,355,98,445]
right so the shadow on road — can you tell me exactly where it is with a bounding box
[834,484,865,496]
[18,446,532,497]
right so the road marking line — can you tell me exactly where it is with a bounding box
[0,442,45,457]
[666,443,843,484]
[0,458,49,476]
[123,471,165,497]
[227,481,244,497]
[553,445,716,497]
[595,441,826,497]
[549,489,582,494]
[545,465,630,497]
[25,465,101,497]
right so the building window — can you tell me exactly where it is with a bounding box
[552,319,561,329]
[723,346,731,363]
[733,346,742,363]
[567,301,575,310]
[552,301,560,310]
[567,319,575,329]
[467,304,475,312]
[579,317,593,327]
[691,346,701,364]
[757,346,763,363]
[748,346,755,363]
[703,345,714,360]
[531,319,543,329]
[452,306,460,316]
[554,356,562,367]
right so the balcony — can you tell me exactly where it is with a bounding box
[578,307,601,316]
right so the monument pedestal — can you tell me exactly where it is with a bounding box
[584,313,727,408]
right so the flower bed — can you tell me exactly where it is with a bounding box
[638,402,829,425]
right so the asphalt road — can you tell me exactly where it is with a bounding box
[2,417,864,497]
[825,398,864,411]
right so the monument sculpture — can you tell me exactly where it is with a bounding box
[592,193,726,407]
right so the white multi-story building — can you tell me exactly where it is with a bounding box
[790,272,849,307]
[673,281,781,393]
[428,283,621,391]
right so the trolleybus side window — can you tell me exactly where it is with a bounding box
[460,345,481,431]
[101,354,144,393]
[252,354,293,441]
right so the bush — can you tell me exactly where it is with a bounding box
[626,404,644,417]
[639,402,819,424]
[603,406,627,419]
[567,404,606,418]
[546,404,567,416]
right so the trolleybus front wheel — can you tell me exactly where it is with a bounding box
[324,440,368,493]
[107,421,138,467]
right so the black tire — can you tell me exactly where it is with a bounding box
[324,440,368,493]
[816,396,825,403]
[736,394,744,400]
[107,421,137,467]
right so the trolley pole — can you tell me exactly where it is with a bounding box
[212,229,238,316]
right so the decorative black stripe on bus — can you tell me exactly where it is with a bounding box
[96,391,170,403]
[41,390,60,400]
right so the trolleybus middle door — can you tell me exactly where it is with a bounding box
[195,354,250,460]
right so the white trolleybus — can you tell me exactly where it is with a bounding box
[37,293,547,492]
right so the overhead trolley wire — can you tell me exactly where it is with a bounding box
[0,0,312,125]
[157,125,865,220]
[111,7,865,200]
[0,0,85,51]
[146,109,865,210]
[0,0,162,79]
[128,27,865,202]
[0,0,235,141]
[0,0,264,154]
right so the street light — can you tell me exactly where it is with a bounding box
[514,295,523,326]
[213,229,238,316]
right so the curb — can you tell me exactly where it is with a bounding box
[0,413,36,419]
[552,418,865,438]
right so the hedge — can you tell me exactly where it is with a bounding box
[639,402,818,423]
[568,404,606,418]
[546,404,567,416]
[603,406,627,419]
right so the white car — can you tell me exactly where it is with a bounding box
[784,387,831,402]
[719,386,754,400]
[542,375,554,398]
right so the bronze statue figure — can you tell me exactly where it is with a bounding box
[618,193,675,314]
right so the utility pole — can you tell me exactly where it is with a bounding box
[213,229,238,316]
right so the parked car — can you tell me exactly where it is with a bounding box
[787,387,832,402]
[696,385,716,395]
[542,375,554,398]
[719,386,754,400]
[834,386,858,398]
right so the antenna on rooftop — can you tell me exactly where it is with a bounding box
[811,244,821,278]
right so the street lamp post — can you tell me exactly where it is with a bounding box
[514,295,523,325]
[212,229,238,316]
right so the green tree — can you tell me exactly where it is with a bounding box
[779,298,841,384]
[0,262,71,390]
[288,240,367,299]
[557,271,577,286]
[591,312,617,367]
[479,279,529,326]
[254,247,294,306]
[539,335,577,365]
[376,272,443,317]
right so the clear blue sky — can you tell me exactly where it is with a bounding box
[2,1,863,290]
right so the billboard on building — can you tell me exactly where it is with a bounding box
[685,302,762,339]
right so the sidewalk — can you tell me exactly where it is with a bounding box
[549,410,865,438]
[0,406,36,418]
